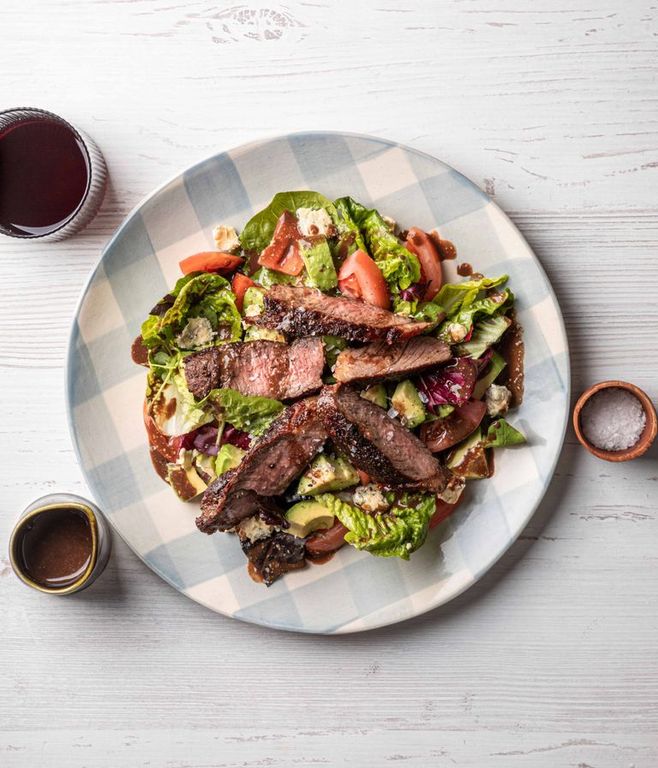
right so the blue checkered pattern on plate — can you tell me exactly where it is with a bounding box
[66,132,569,634]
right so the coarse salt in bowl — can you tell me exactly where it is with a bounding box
[573,381,658,462]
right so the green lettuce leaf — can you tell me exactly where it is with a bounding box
[435,274,508,316]
[207,388,284,436]
[486,418,526,447]
[240,191,337,253]
[316,492,436,560]
[333,196,367,255]
[393,295,444,325]
[151,373,214,436]
[215,444,246,475]
[334,197,420,292]
[457,314,512,358]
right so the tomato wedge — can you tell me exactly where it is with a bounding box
[405,228,443,300]
[420,399,487,453]
[305,520,348,555]
[337,249,390,309]
[179,252,243,276]
[231,273,256,313]
[429,495,463,530]
[258,211,304,276]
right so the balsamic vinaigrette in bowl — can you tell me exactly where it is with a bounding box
[16,507,93,589]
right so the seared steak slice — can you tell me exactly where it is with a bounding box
[241,532,306,586]
[318,385,451,493]
[197,398,327,533]
[184,348,223,399]
[251,285,434,344]
[334,336,451,384]
[184,338,324,401]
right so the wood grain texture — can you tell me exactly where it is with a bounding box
[1,1,657,766]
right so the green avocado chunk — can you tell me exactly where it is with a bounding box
[391,380,426,428]
[361,383,388,409]
[300,237,338,291]
[446,428,491,479]
[297,454,360,496]
[285,499,335,538]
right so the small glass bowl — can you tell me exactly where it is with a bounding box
[573,380,657,462]
[0,107,107,242]
[8,493,112,595]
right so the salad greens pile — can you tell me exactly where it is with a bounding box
[137,189,526,572]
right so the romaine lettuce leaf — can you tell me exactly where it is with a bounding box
[435,275,508,316]
[393,295,444,325]
[333,197,420,291]
[316,492,436,559]
[333,196,367,255]
[486,418,526,447]
[240,191,337,252]
[151,373,214,437]
[207,388,283,436]
[457,315,512,358]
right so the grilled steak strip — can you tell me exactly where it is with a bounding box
[318,385,451,493]
[184,337,324,401]
[197,398,327,533]
[334,336,451,384]
[240,532,306,586]
[251,285,435,344]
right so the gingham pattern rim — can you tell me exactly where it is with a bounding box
[66,131,570,634]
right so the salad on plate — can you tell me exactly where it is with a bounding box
[132,191,525,585]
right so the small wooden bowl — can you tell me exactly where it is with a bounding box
[573,380,657,462]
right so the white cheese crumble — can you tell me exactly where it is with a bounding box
[296,207,333,237]
[382,215,398,233]
[485,383,512,418]
[353,484,390,514]
[447,322,468,343]
[237,516,279,543]
[175,317,215,350]
[437,475,465,505]
[213,224,240,252]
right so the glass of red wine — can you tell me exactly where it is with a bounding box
[0,107,107,241]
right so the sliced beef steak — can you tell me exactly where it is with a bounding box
[251,285,435,344]
[334,336,451,384]
[240,532,306,586]
[184,338,324,401]
[197,398,327,533]
[317,385,451,493]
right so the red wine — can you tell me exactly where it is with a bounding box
[0,117,90,237]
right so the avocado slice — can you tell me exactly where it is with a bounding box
[473,351,507,400]
[215,443,245,476]
[286,499,335,538]
[242,286,265,317]
[297,454,360,496]
[166,462,208,501]
[446,428,492,479]
[300,236,338,291]
[361,383,387,409]
[391,380,426,428]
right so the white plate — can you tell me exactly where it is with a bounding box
[66,132,570,633]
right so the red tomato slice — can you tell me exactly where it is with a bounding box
[179,252,243,276]
[405,228,443,300]
[420,399,487,453]
[231,273,256,313]
[429,495,463,530]
[305,521,348,555]
[337,249,390,309]
[258,211,304,275]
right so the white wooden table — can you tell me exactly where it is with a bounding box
[2,2,657,765]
